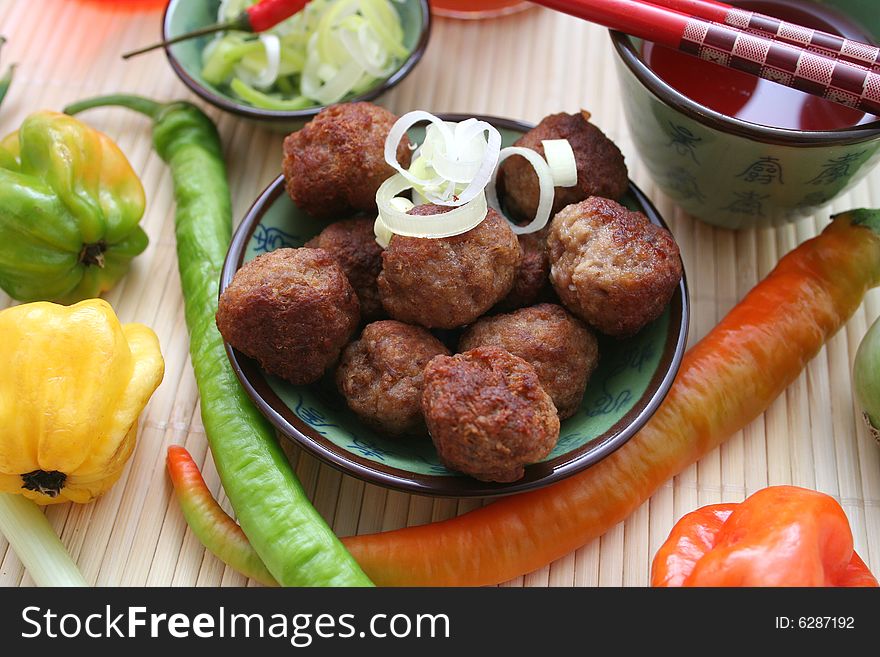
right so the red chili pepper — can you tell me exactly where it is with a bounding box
[651,486,878,587]
[166,445,278,587]
[341,210,880,586]
[246,0,309,32]
[122,0,310,59]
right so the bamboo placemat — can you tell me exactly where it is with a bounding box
[1,0,878,587]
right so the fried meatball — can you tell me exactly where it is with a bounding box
[336,320,450,436]
[216,247,360,385]
[547,197,682,337]
[305,217,384,321]
[378,205,522,329]
[494,229,552,311]
[499,110,628,222]
[459,304,598,419]
[282,102,411,220]
[421,347,560,482]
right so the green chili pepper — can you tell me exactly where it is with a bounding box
[0,36,14,110]
[64,94,373,587]
[0,63,15,109]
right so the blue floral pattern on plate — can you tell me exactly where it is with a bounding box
[252,225,300,253]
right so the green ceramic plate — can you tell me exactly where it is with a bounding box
[221,115,690,497]
[162,0,431,130]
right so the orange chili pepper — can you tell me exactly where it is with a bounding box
[651,486,878,587]
[343,210,880,586]
[166,446,277,587]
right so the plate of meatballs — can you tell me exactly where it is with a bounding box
[217,102,689,497]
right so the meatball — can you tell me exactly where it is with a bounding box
[421,346,560,482]
[216,247,360,385]
[547,197,683,337]
[378,205,522,329]
[305,217,384,321]
[494,229,552,311]
[459,303,598,419]
[282,102,411,220]
[336,320,450,436]
[499,110,628,222]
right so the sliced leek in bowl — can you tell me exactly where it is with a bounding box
[162,0,430,131]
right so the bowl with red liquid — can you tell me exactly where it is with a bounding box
[611,0,880,229]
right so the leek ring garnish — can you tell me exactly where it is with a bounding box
[375,174,490,247]
[375,111,579,244]
[486,146,555,236]
[541,139,578,188]
[383,111,502,208]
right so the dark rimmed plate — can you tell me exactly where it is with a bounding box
[221,115,690,498]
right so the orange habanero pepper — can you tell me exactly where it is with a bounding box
[651,486,878,587]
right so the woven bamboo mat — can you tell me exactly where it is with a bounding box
[1,0,879,587]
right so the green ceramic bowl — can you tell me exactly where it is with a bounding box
[220,115,689,498]
[162,0,430,132]
[611,0,880,229]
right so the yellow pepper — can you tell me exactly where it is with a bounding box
[0,299,164,504]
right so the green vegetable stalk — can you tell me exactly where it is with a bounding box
[0,493,87,587]
[64,94,372,587]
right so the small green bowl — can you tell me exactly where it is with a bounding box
[162,0,430,132]
[220,115,689,498]
[611,0,880,229]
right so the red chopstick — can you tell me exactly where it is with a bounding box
[651,0,880,71]
[532,0,880,117]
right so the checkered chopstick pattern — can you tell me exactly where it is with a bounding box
[533,0,880,118]
[722,8,880,72]
[655,0,880,72]
[679,17,880,116]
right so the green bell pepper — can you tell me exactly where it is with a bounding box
[0,111,148,303]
